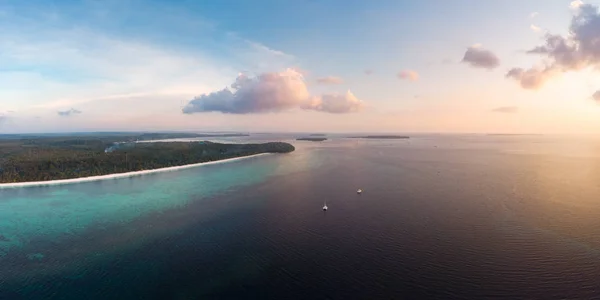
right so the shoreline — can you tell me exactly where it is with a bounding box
[0,153,271,189]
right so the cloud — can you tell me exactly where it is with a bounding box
[304,91,364,114]
[226,33,296,72]
[0,28,237,113]
[530,12,539,18]
[182,69,364,114]
[441,58,453,64]
[593,90,600,102]
[507,3,600,89]
[491,106,519,113]
[290,67,309,76]
[316,76,344,85]
[530,24,541,32]
[461,45,500,69]
[57,108,82,116]
[0,2,294,120]
[570,0,584,10]
[245,40,294,59]
[505,67,558,89]
[397,70,419,81]
[364,69,374,75]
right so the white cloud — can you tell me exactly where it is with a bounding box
[530,24,541,32]
[530,12,539,18]
[570,0,584,10]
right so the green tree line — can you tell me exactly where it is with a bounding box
[0,139,294,183]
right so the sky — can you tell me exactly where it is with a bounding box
[1,0,600,134]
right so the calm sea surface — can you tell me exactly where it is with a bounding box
[2,135,600,299]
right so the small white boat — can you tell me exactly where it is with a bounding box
[323,201,328,211]
[357,189,362,194]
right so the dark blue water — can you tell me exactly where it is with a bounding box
[2,136,600,299]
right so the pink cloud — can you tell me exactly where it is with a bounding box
[397,70,419,81]
[183,69,364,114]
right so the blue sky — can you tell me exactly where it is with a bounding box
[1,0,600,133]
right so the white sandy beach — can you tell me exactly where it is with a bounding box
[0,153,271,189]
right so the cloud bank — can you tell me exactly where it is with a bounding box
[397,70,419,81]
[57,108,82,117]
[461,45,500,69]
[316,76,344,85]
[182,69,364,114]
[507,3,600,89]
[491,106,518,113]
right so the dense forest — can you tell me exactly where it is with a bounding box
[296,137,328,142]
[0,134,294,183]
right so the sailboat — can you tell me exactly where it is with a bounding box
[322,201,328,211]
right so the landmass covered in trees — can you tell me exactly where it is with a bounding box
[0,133,293,183]
[296,137,328,141]
[348,135,410,139]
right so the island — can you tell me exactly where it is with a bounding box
[0,132,249,141]
[309,134,326,137]
[296,137,328,142]
[348,135,410,139]
[487,134,543,136]
[0,133,294,183]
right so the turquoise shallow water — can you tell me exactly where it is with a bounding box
[0,147,322,258]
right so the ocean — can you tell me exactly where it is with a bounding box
[1,135,600,299]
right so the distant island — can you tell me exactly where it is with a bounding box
[487,134,543,136]
[309,134,326,137]
[296,137,328,142]
[348,135,410,139]
[0,133,293,183]
[0,132,249,141]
